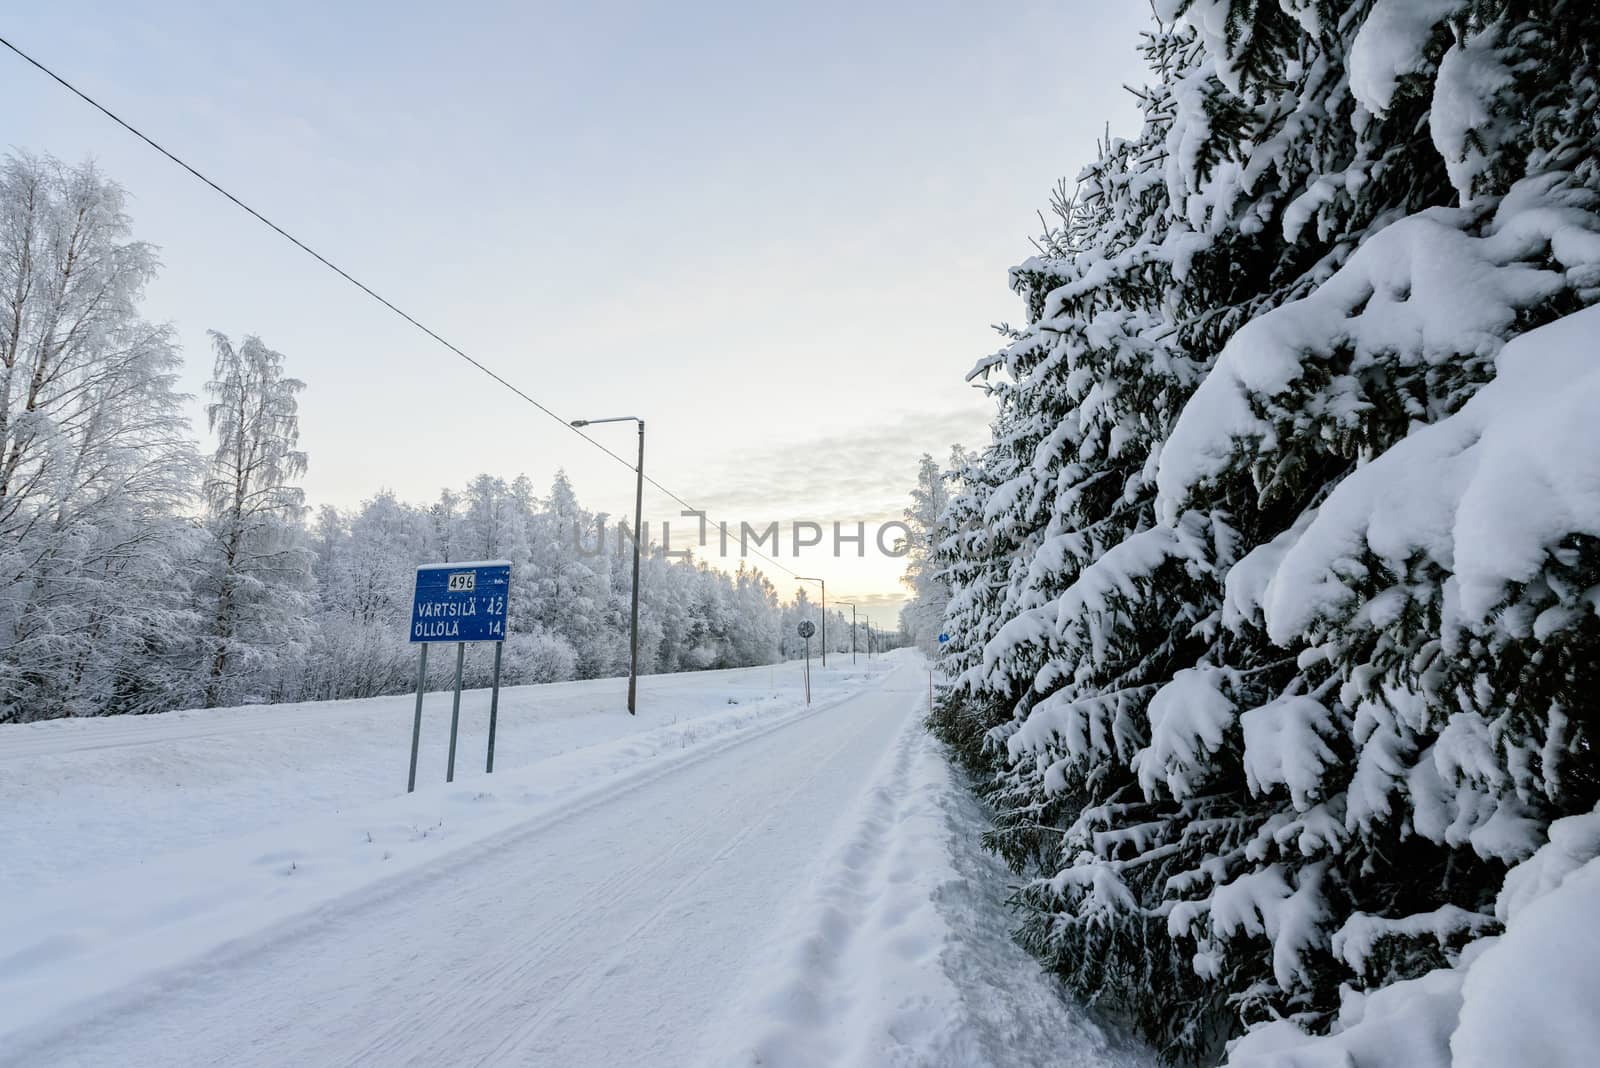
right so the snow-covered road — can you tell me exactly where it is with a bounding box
[2,657,1151,1067]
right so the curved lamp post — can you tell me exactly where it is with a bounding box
[571,416,644,715]
[833,600,857,664]
[795,575,826,667]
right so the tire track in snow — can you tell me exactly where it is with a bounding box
[712,694,930,1067]
[711,691,1158,1068]
[336,703,871,1067]
[476,702,884,1065]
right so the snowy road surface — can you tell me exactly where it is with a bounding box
[2,656,1150,1067]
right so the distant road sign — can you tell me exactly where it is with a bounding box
[938,633,950,643]
[410,561,511,643]
[797,620,816,639]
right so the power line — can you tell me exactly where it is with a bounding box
[0,32,807,581]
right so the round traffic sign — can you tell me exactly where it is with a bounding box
[797,620,816,638]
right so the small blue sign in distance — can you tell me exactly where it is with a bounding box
[410,561,511,643]
[938,632,950,643]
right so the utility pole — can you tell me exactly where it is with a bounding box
[571,415,645,715]
[796,575,826,667]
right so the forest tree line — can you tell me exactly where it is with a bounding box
[0,152,860,723]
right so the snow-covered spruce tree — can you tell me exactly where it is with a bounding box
[933,2,1600,1063]
[935,11,1385,1053]
[195,331,313,708]
[0,153,200,722]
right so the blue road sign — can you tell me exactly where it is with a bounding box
[410,561,511,643]
[938,632,950,643]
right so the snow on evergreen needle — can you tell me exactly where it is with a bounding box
[929,2,1600,1064]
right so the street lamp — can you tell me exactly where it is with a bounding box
[795,575,826,667]
[833,600,858,664]
[571,415,644,715]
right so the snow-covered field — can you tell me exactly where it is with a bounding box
[1,653,1149,1067]
[1,659,849,899]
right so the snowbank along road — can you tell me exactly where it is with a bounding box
[1,654,1151,1067]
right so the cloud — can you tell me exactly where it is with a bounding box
[849,591,911,610]
[684,405,991,521]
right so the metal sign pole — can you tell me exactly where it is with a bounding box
[933,633,949,710]
[446,641,465,783]
[407,644,429,793]
[486,640,504,773]
[796,619,816,704]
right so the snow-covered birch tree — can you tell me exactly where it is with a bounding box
[0,153,199,722]
[195,331,312,707]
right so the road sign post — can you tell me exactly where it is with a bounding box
[486,640,504,773]
[933,633,949,712]
[798,620,815,705]
[406,561,512,792]
[407,644,429,793]
[447,641,465,782]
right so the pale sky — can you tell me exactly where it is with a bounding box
[2,0,1148,618]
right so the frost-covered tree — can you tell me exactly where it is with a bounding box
[461,473,527,563]
[931,1,1600,1064]
[900,451,956,652]
[302,490,436,699]
[730,563,781,666]
[0,153,199,722]
[525,470,617,678]
[289,470,793,700]
[195,331,312,707]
